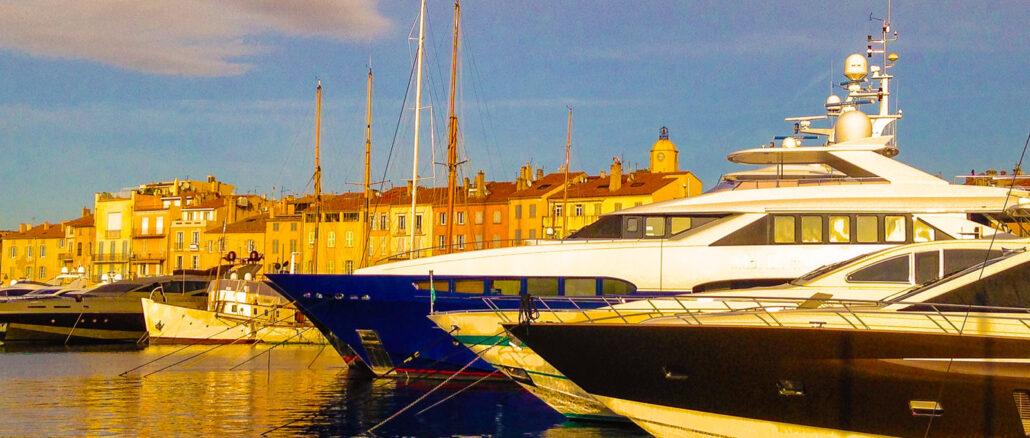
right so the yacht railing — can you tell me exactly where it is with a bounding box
[477,295,1030,337]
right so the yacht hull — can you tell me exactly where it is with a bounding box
[141,298,326,345]
[507,323,1030,437]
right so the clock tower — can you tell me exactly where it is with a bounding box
[649,126,678,173]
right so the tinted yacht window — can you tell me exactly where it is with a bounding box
[914,251,940,284]
[943,249,1004,276]
[568,216,622,239]
[910,260,1030,310]
[847,255,909,283]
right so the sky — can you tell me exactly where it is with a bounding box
[0,0,1027,228]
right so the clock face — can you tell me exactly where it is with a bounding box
[656,152,665,161]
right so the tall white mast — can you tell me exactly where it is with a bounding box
[409,0,427,258]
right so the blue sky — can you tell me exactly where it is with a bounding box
[0,0,1027,228]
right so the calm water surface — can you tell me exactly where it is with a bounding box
[0,344,644,437]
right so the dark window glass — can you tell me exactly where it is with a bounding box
[563,278,597,296]
[908,260,1030,310]
[712,216,769,246]
[943,249,1004,276]
[623,217,642,239]
[526,278,559,296]
[847,255,909,283]
[491,279,521,295]
[454,280,484,294]
[601,278,637,295]
[914,251,940,284]
[414,280,450,293]
[568,216,622,239]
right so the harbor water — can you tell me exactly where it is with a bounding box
[0,344,645,436]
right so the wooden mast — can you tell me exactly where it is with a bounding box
[444,0,461,253]
[561,106,572,239]
[312,80,323,272]
[361,67,373,268]
[409,0,426,258]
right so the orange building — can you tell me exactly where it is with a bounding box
[432,170,517,252]
[508,165,585,243]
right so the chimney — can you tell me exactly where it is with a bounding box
[515,166,528,191]
[82,207,92,217]
[599,170,607,178]
[609,157,623,192]
[463,177,471,195]
[19,223,29,233]
[475,170,486,198]
[536,168,544,180]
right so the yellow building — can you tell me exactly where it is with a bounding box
[649,126,679,173]
[60,210,95,277]
[2,211,93,284]
[508,165,584,243]
[305,193,366,274]
[94,192,134,281]
[264,201,304,274]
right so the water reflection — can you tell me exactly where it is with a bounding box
[0,345,643,436]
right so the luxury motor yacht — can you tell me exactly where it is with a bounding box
[266,16,1030,377]
[142,265,324,345]
[507,248,1030,437]
[0,275,210,344]
[429,238,1030,421]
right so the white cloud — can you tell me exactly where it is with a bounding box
[0,0,391,76]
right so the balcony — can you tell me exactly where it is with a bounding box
[105,230,122,239]
[131,251,166,262]
[132,231,166,239]
[58,252,73,261]
[93,252,130,263]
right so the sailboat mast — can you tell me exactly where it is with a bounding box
[312,80,323,272]
[561,106,572,239]
[361,67,373,268]
[444,0,461,253]
[409,0,426,258]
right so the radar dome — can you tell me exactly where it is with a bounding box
[844,54,868,81]
[834,110,872,143]
[825,94,841,105]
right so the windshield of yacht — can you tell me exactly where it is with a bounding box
[789,247,898,285]
[888,248,1024,303]
[568,214,730,240]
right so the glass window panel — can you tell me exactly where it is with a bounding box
[644,217,666,238]
[669,217,692,235]
[526,277,559,296]
[601,278,637,295]
[943,249,1004,276]
[884,216,906,243]
[847,255,909,282]
[625,217,639,233]
[801,216,823,243]
[454,280,484,294]
[914,251,940,284]
[564,278,596,296]
[491,279,521,295]
[856,216,878,243]
[828,216,850,243]
[414,280,450,293]
[773,216,796,243]
[913,219,935,242]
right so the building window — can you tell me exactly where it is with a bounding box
[456,235,466,250]
[206,240,213,253]
[141,217,149,234]
[327,260,335,274]
[416,214,423,231]
[379,214,388,230]
[515,229,522,242]
[176,255,183,269]
[474,211,483,225]
[474,234,483,249]
[554,204,563,217]
[39,245,46,258]
[345,260,354,274]
[290,222,297,231]
[345,231,354,248]
[397,215,407,231]
[593,203,602,215]
[176,232,184,250]
[207,211,214,221]
[25,267,32,279]
[529,229,536,239]
[27,246,32,258]
[191,231,199,245]
[439,212,447,225]
[529,205,537,218]
[575,204,584,216]
[327,231,336,248]
[8,246,14,258]
[247,239,255,252]
[492,210,502,224]
[613,202,623,211]
[122,241,128,257]
[272,239,279,254]
[39,266,46,279]
[191,256,199,269]
[76,242,82,256]
[97,242,103,258]
[439,235,446,248]
[289,239,297,254]
[272,222,280,231]
[156,217,163,234]
[514,205,522,219]
[110,241,116,257]
[456,212,465,225]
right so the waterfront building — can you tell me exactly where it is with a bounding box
[300,192,366,274]
[264,200,304,274]
[508,166,585,243]
[431,171,517,253]
[93,191,134,281]
[2,211,92,284]
[60,210,95,278]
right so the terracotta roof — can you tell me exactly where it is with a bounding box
[6,223,64,240]
[429,181,518,206]
[64,215,95,228]
[547,171,690,200]
[376,186,451,206]
[208,214,268,234]
[483,181,518,203]
[509,172,585,199]
[321,193,365,211]
[133,194,165,211]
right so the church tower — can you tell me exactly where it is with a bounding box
[649,126,678,173]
